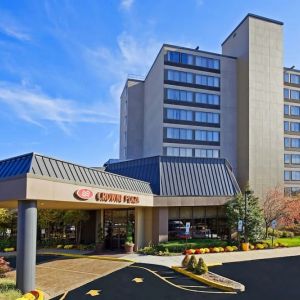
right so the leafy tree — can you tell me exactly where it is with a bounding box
[226,186,264,242]
[63,210,90,244]
[0,209,17,236]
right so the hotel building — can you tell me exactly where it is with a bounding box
[120,13,300,199]
[0,13,299,293]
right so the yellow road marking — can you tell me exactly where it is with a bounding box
[86,290,101,296]
[129,265,234,294]
[132,277,144,283]
[40,252,134,263]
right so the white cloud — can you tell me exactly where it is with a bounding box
[120,0,134,11]
[0,81,118,135]
[83,31,161,107]
[0,11,31,41]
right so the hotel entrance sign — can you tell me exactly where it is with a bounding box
[75,189,94,200]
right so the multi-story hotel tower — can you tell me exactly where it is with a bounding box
[120,14,299,199]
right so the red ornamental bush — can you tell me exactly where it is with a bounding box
[0,256,12,277]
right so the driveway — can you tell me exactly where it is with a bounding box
[52,256,300,299]
[6,254,131,299]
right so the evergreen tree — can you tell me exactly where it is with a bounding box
[226,185,264,242]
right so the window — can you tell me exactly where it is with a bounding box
[284,171,291,181]
[166,128,193,140]
[290,74,300,85]
[284,154,291,164]
[292,171,300,180]
[195,93,220,105]
[290,90,300,100]
[284,88,289,99]
[285,170,300,180]
[166,89,193,102]
[167,51,180,63]
[181,53,193,65]
[284,105,289,115]
[195,130,220,142]
[195,149,219,158]
[291,138,300,148]
[292,154,300,164]
[284,138,290,147]
[166,147,192,157]
[167,70,193,83]
[195,56,220,70]
[195,75,220,87]
[284,121,289,131]
[284,154,300,164]
[195,112,220,124]
[284,72,289,83]
[290,122,300,132]
[290,105,300,116]
[166,108,193,121]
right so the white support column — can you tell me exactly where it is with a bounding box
[16,200,37,293]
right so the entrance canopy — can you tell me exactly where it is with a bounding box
[0,153,153,209]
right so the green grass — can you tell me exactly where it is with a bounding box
[159,239,228,253]
[0,278,22,300]
[263,236,300,247]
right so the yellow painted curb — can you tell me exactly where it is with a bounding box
[40,252,135,263]
[16,289,44,300]
[172,266,244,293]
[206,262,223,267]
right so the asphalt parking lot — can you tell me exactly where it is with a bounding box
[51,256,300,300]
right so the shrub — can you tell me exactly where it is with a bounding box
[0,257,12,277]
[63,244,74,249]
[232,246,238,251]
[181,254,190,268]
[56,245,63,249]
[281,225,300,236]
[282,231,294,238]
[195,257,208,275]
[3,248,15,252]
[225,246,233,252]
[138,246,157,255]
[256,243,264,249]
[213,247,220,253]
[187,255,197,272]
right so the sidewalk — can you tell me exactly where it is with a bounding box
[119,246,300,267]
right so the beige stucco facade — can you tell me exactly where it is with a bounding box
[222,16,284,199]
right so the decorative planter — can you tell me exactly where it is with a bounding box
[241,242,250,251]
[124,243,134,253]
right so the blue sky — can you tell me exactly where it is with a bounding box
[0,0,300,166]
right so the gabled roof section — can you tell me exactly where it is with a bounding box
[105,156,240,197]
[0,153,152,194]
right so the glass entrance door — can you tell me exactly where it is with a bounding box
[104,209,135,250]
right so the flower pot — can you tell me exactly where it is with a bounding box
[125,243,134,253]
[241,242,250,251]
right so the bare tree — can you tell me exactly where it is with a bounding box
[263,186,289,237]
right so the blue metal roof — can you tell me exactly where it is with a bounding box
[0,153,152,194]
[105,156,240,197]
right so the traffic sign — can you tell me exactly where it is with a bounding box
[271,220,277,229]
[185,222,191,234]
[238,220,243,232]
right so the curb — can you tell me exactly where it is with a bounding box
[171,266,245,293]
[41,252,135,263]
